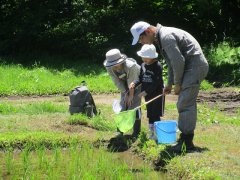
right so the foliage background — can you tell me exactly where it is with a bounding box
[0,0,239,85]
[1,0,239,57]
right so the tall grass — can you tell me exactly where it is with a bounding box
[0,62,117,96]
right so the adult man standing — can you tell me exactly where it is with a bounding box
[130,21,209,153]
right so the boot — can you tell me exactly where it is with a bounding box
[132,119,141,139]
[149,124,157,141]
[170,133,195,153]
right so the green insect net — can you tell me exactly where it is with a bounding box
[114,109,136,133]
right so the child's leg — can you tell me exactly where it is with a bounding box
[149,117,160,140]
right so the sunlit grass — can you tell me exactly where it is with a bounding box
[0,62,214,96]
[0,101,66,115]
[66,113,116,131]
[198,103,240,126]
[0,63,117,96]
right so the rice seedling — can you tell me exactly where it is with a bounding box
[0,142,158,179]
[5,148,13,175]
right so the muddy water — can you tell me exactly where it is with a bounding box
[114,151,166,179]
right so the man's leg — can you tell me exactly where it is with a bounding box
[171,85,200,153]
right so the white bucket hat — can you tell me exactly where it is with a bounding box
[103,49,126,68]
[130,21,150,45]
[137,44,158,59]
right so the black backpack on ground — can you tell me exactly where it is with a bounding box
[69,81,97,117]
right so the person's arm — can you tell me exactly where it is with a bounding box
[163,35,185,86]
[127,64,140,86]
[144,63,163,95]
[107,68,128,93]
[127,63,140,106]
[129,65,143,89]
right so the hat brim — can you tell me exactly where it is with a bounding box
[103,55,126,68]
[137,51,158,59]
[132,35,139,45]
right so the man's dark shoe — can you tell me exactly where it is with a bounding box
[170,133,195,153]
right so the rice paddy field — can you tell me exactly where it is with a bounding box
[0,62,240,179]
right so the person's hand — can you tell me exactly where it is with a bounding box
[124,92,129,103]
[127,94,133,107]
[129,82,135,89]
[174,84,181,95]
[164,85,172,95]
[138,91,147,98]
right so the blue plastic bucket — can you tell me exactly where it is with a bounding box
[154,120,177,144]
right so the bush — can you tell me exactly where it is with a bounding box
[204,42,240,86]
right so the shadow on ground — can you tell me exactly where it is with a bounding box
[107,135,136,152]
[154,146,209,171]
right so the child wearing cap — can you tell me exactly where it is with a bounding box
[129,44,164,140]
[104,49,142,138]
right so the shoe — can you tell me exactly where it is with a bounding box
[170,133,195,153]
[149,134,157,141]
[148,124,157,141]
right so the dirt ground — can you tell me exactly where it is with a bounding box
[92,89,240,115]
[1,88,239,114]
[197,89,240,114]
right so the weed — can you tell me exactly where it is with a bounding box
[67,113,116,131]
[5,148,14,175]
[198,104,240,126]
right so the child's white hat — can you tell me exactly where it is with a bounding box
[137,44,158,59]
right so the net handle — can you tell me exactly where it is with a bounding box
[134,93,164,110]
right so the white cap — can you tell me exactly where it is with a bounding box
[130,21,150,45]
[137,44,158,59]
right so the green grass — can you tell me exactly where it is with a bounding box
[0,101,66,115]
[198,103,240,126]
[200,80,214,90]
[0,59,214,96]
[0,99,117,133]
[0,143,157,179]
[0,132,82,150]
[66,113,116,131]
[132,101,240,179]
[0,62,117,96]
[165,157,221,179]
